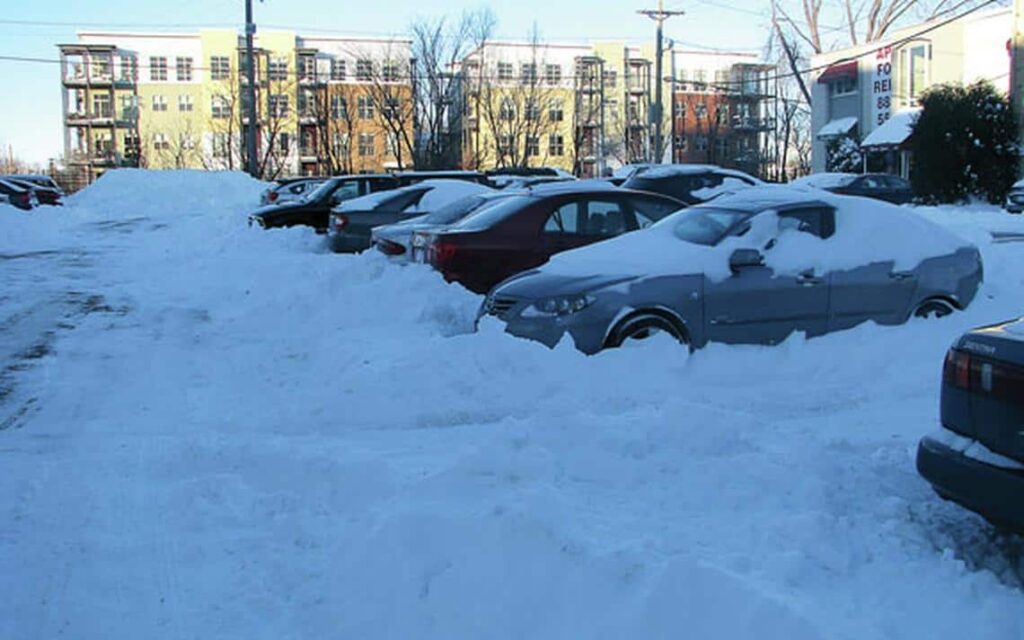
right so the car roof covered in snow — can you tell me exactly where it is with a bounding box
[632,164,763,183]
[791,173,859,189]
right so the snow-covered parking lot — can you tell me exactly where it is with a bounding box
[2,170,1023,639]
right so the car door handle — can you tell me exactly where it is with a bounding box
[798,272,823,286]
[889,271,914,280]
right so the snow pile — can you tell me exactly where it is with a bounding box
[1,172,1023,639]
[862,108,920,148]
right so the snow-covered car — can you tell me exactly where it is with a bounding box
[328,179,493,253]
[917,318,1024,533]
[0,178,38,210]
[260,177,327,206]
[621,165,762,205]
[371,191,521,261]
[482,186,983,354]
[792,172,913,205]
[1004,178,1024,213]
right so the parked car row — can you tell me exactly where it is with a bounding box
[0,175,64,209]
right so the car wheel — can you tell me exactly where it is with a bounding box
[607,313,688,349]
[913,299,956,319]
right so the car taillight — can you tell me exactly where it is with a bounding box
[943,348,971,390]
[332,214,348,230]
[428,239,457,267]
[268,191,278,202]
[375,239,406,256]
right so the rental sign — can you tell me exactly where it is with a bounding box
[872,46,893,126]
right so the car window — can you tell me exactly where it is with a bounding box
[544,202,580,233]
[586,199,627,236]
[859,176,884,189]
[288,182,309,195]
[777,207,834,239]
[329,181,361,204]
[670,207,751,246]
[884,175,909,189]
[451,195,533,231]
[632,197,681,228]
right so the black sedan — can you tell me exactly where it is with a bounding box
[793,172,913,205]
[621,165,762,205]
[917,318,1024,533]
[249,174,400,231]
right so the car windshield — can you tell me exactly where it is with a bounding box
[666,207,752,246]
[450,195,533,231]
[424,194,510,225]
[303,179,338,202]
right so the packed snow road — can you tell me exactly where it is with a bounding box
[1,170,1023,639]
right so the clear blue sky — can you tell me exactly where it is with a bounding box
[0,0,769,165]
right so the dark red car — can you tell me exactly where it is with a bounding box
[411,183,684,293]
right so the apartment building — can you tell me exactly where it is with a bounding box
[458,41,775,177]
[670,51,774,178]
[810,7,1010,176]
[59,30,413,184]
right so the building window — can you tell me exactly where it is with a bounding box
[268,57,288,81]
[358,132,374,156]
[149,56,167,81]
[716,104,729,126]
[210,56,230,80]
[714,69,730,87]
[153,132,170,151]
[695,135,708,151]
[300,56,316,81]
[332,132,350,155]
[603,69,617,88]
[548,134,564,156]
[382,60,399,82]
[92,93,111,118]
[331,59,347,81]
[385,132,398,156]
[526,136,540,156]
[120,55,137,81]
[383,96,401,118]
[499,97,515,121]
[269,94,289,117]
[356,59,373,81]
[497,62,513,82]
[525,99,540,121]
[714,137,729,157]
[694,102,708,119]
[180,134,196,150]
[211,95,230,119]
[357,95,374,119]
[498,134,513,155]
[276,132,290,155]
[828,76,857,97]
[298,90,315,117]
[674,135,688,152]
[549,99,564,122]
[212,133,229,158]
[119,95,137,120]
[178,94,193,112]
[898,42,931,104]
[176,57,193,82]
[520,63,537,85]
[151,95,167,112]
[693,69,707,86]
[545,64,562,85]
[331,95,348,119]
[674,101,685,117]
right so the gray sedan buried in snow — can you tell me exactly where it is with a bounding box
[482,187,983,354]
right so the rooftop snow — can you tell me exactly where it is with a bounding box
[816,116,858,138]
[861,108,921,147]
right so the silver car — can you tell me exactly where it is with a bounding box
[482,187,983,354]
[260,177,326,206]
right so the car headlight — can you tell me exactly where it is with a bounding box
[521,294,595,317]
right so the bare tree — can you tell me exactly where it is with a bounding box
[360,52,416,171]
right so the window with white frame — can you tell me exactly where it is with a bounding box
[149,56,167,81]
[331,59,347,81]
[268,94,289,117]
[92,93,111,118]
[151,95,167,112]
[828,76,857,97]
[382,60,400,82]
[120,55,137,81]
[300,56,316,81]
[211,95,230,119]
[331,95,348,119]
[549,99,564,122]
[385,132,398,156]
[497,62,513,82]
[212,132,229,158]
[545,64,562,85]
[178,94,194,112]
[357,95,373,119]
[716,104,729,125]
[695,135,708,151]
[277,132,291,155]
[332,132,350,155]
[603,69,617,88]
[520,63,537,85]
[176,57,193,82]
[548,134,564,156]
[526,136,540,156]
[897,42,931,105]
[383,96,401,118]
[500,97,515,121]
[674,100,685,117]
[153,132,170,150]
[210,56,230,81]
[268,58,288,81]
[180,133,196,150]
[525,99,540,121]
[356,59,373,81]
[358,132,374,156]
[498,134,513,155]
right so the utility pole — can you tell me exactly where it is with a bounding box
[639,0,684,164]
[244,0,260,178]
[1012,0,1024,175]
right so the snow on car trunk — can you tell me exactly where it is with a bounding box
[1,171,1023,638]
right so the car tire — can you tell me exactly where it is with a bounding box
[913,298,956,319]
[606,313,688,350]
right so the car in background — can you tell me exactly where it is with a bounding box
[328,179,493,253]
[4,174,64,195]
[482,186,982,354]
[792,172,913,204]
[622,165,762,205]
[0,178,38,210]
[260,177,327,206]
[248,174,400,231]
[371,191,519,261]
[1004,178,1024,213]
[395,170,494,187]
[3,177,62,206]
[412,183,684,293]
[917,318,1024,533]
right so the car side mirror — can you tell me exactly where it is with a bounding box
[729,248,763,271]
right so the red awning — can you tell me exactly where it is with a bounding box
[817,61,857,83]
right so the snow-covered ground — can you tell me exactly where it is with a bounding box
[2,170,1023,639]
